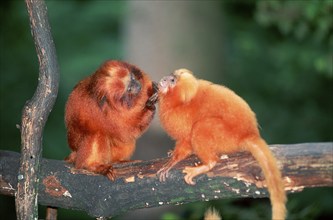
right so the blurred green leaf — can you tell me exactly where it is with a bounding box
[161,213,181,220]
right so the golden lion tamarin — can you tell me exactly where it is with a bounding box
[157,69,286,220]
[65,60,158,180]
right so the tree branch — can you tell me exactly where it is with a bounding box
[16,0,59,219]
[1,143,332,218]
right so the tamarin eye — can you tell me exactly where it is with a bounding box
[170,78,176,85]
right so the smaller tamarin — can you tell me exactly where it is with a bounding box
[157,69,286,220]
[65,60,158,180]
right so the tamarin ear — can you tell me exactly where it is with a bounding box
[177,71,199,103]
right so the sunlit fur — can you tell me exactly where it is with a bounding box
[157,69,286,220]
[204,207,221,220]
[65,60,157,180]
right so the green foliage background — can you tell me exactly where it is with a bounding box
[0,0,332,219]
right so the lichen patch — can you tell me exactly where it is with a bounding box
[42,175,68,197]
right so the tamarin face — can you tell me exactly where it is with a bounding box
[159,69,198,103]
[159,75,176,94]
[159,68,191,93]
[119,72,142,108]
[90,61,158,111]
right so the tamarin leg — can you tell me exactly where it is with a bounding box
[66,125,83,152]
[157,140,192,182]
[65,151,77,164]
[182,118,233,185]
[110,142,136,162]
[74,134,113,178]
[65,127,81,163]
[183,161,217,185]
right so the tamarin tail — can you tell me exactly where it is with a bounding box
[204,207,221,220]
[243,138,287,220]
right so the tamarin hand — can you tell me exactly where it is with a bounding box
[145,82,159,110]
[157,69,286,220]
[65,60,158,180]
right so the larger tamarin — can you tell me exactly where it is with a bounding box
[157,69,287,220]
[65,60,158,180]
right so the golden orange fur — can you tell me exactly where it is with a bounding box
[204,207,221,220]
[65,60,158,180]
[157,69,286,220]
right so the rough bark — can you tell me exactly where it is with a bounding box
[15,0,59,219]
[1,143,332,218]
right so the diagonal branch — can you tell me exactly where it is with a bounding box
[1,143,332,218]
[15,0,59,219]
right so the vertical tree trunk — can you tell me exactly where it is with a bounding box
[15,0,59,219]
